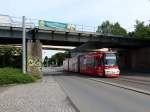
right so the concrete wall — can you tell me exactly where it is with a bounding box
[27,40,42,76]
[119,47,150,72]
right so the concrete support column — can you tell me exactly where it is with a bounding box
[27,40,42,76]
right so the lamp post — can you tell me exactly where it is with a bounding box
[22,16,26,74]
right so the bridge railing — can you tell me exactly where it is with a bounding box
[0,15,35,29]
[0,15,98,32]
[75,24,97,32]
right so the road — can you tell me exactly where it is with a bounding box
[91,76,150,92]
[53,72,150,112]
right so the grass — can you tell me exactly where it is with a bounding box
[0,68,42,85]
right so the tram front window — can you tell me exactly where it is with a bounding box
[104,53,117,66]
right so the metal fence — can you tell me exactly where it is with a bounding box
[0,14,98,32]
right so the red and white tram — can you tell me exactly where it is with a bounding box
[63,51,120,77]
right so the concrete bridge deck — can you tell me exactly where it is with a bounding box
[0,25,150,48]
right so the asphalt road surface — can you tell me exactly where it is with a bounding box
[53,72,150,112]
[91,76,150,92]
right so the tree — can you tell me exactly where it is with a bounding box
[97,21,113,34]
[133,20,150,38]
[128,31,135,37]
[49,52,68,66]
[43,56,49,67]
[111,22,127,35]
[97,21,127,36]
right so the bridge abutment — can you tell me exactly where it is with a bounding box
[119,48,150,72]
[27,40,42,76]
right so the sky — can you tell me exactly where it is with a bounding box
[0,0,150,58]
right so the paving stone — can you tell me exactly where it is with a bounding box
[0,76,76,112]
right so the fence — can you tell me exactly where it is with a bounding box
[0,14,98,32]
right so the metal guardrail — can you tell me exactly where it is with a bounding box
[0,15,98,32]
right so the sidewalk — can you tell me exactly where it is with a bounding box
[0,87,9,94]
[0,76,76,112]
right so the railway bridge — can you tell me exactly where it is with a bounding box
[0,15,150,75]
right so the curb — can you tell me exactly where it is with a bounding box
[0,84,17,87]
[53,77,80,112]
[90,78,150,96]
[120,76,150,83]
[66,96,80,112]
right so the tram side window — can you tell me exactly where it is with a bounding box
[86,57,94,67]
[95,58,103,67]
[87,58,89,67]
[80,57,84,68]
[79,58,82,68]
[86,58,90,67]
[91,57,95,67]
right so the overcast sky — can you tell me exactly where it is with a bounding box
[0,0,150,58]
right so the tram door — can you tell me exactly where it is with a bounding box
[94,55,104,76]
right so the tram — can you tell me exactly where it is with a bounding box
[63,51,120,77]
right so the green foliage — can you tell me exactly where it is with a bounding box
[0,68,41,85]
[112,22,127,35]
[132,20,150,38]
[128,32,135,37]
[50,52,68,66]
[0,46,22,68]
[97,21,113,34]
[43,52,69,66]
[97,20,127,36]
[97,20,150,38]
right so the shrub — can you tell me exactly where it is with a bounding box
[0,68,41,85]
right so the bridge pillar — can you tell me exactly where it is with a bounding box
[27,40,42,76]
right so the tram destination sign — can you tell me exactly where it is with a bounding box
[39,20,76,32]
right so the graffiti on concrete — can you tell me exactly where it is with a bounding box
[27,57,42,71]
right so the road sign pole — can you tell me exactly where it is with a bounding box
[22,16,26,74]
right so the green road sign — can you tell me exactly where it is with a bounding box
[39,20,76,32]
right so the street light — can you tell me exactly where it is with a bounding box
[22,16,26,74]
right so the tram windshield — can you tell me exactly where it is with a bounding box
[104,53,117,66]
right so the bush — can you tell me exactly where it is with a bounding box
[0,47,22,68]
[0,68,41,85]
